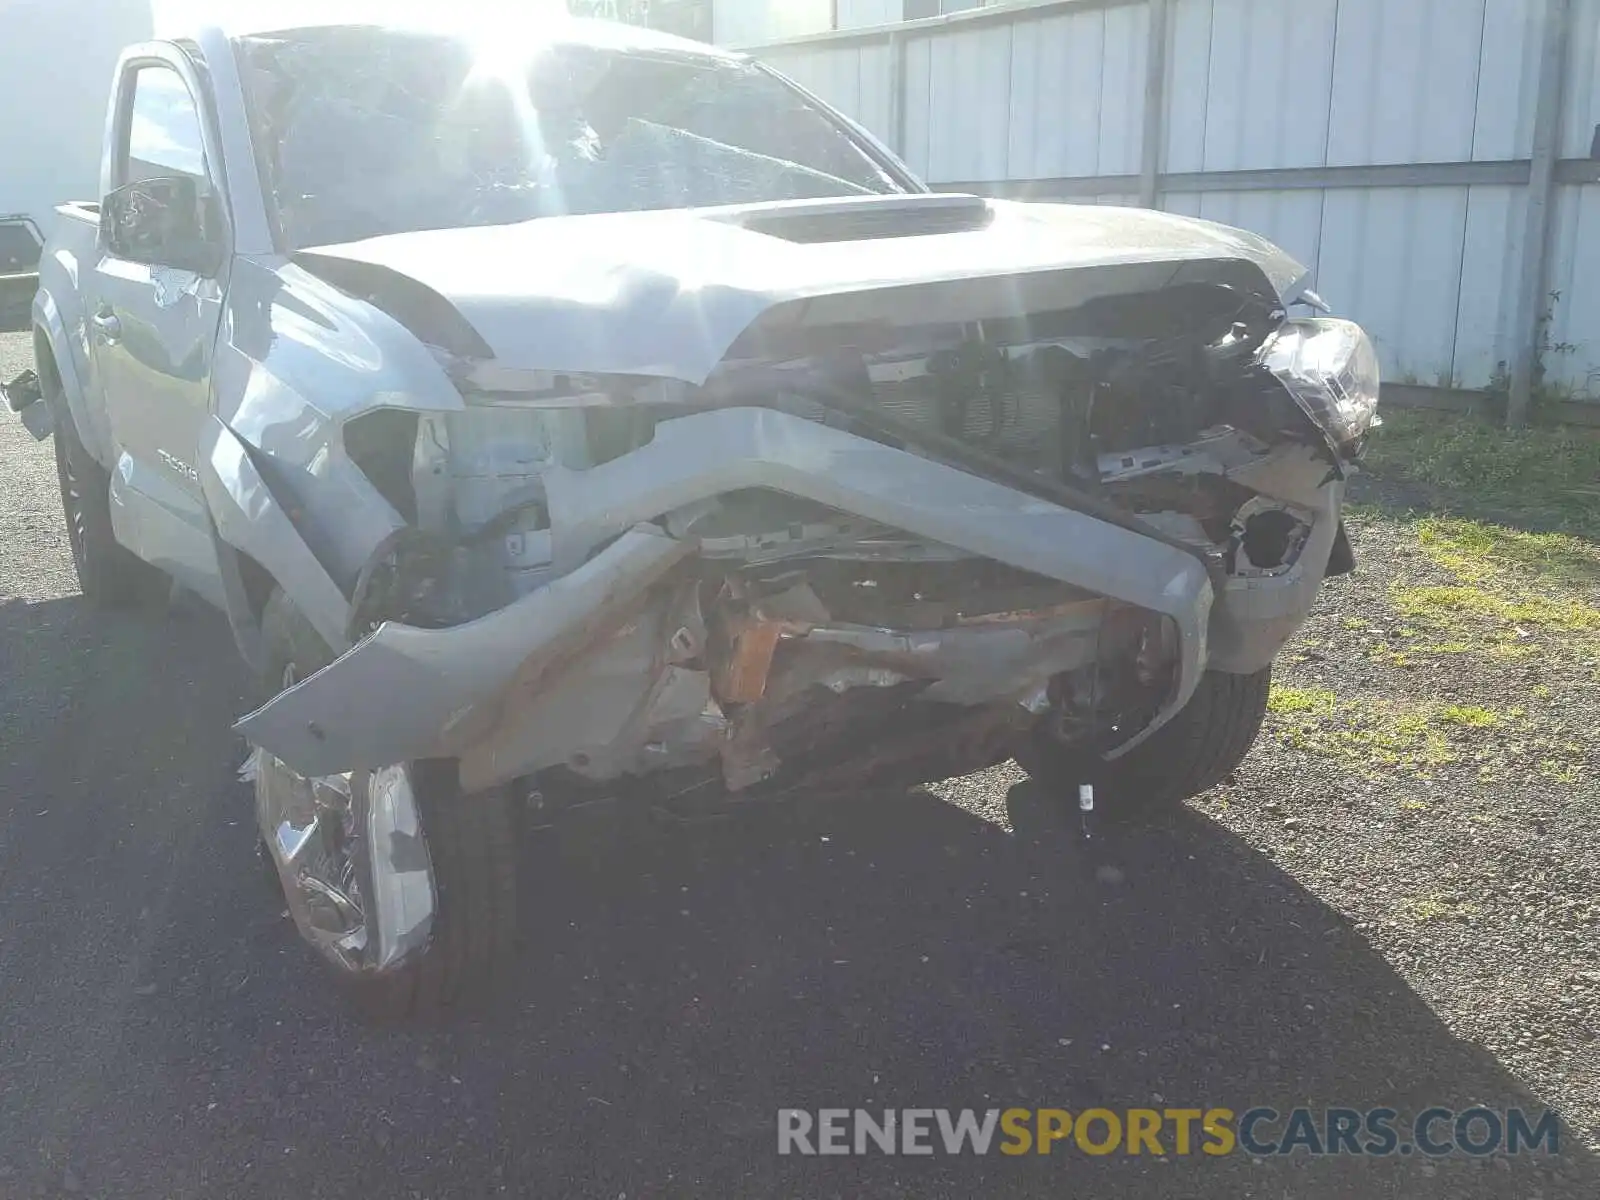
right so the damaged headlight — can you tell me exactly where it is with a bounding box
[1260,317,1381,449]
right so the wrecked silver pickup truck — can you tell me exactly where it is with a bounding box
[5,16,1376,1014]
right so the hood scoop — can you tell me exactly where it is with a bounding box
[712,192,993,244]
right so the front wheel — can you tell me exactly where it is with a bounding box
[254,589,518,1018]
[1019,667,1272,816]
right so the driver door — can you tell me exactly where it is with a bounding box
[83,57,227,604]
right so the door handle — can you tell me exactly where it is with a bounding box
[90,309,122,342]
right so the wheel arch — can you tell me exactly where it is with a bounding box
[199,415,353,663]
[31,288,115,466]
[209,526,282,677]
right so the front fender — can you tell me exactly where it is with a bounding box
[32,286,113,465]
[199,416,352,654]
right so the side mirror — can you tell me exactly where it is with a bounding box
[101,174,224,277]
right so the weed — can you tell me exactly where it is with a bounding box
[1414,517,1600,590]
[1404,895,1480,923]
[1363,410,1600,536]
[1391,586,1599,635]
[1265,689,1584,784]
[1267,685,1336,715]
[1437,705,1503,728]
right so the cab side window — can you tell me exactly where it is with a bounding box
[123,66,209,187]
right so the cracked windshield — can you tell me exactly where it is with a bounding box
[239,24,904,248]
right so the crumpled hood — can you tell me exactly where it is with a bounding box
[297,195,1308,385]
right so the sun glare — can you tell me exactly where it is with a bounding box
[153,0,573,37]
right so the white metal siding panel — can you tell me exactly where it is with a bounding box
[761,42,890,147]
[810,48,861,115]
[904,35,933,177]
[1545,184,1600,392]
[925,23,1014,182]
[854,43,896,145]
[729,0,1595,401]
[973,24,1017,182]
[764,42,894,146]
[1165,0,1213,173]
[1451,185,1527,387]
[1199,0,1337,171]
[713,4,768,45]
[1473,0,1541,160]
[1318,188,1472,384]
[828,47,867,117]
[715,0,833,44]
[1007,10,1113,179]
[926,30,962,180]
[760,48,820,93]
[1161,191,1205,217]
[1191,191,1325,281]
[838,0,903,28]
[1563,0,1600,157]
[1007,16,1042,177]
[1327,0,1489,166]
[1097,3,1149,176]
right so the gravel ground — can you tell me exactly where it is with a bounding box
[1,329,1596,1198]
[1204,495,1600,1148]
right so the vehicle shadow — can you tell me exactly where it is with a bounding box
[0,594,1594,1199]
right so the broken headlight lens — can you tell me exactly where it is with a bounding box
[1260,317,1381,449]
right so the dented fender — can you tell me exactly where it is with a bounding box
[199,416,352,653]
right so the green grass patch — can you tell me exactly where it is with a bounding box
[1402,894,1481,923]
[1381,515,1600,670]
[1265,689,1584,783]
[1414,516,1600,590]
[1266,685,1336,715]
[1437,704,1507,728]
[1270,694,1457,776]
[1364,409,1600,536]
[1391,585,1600,632]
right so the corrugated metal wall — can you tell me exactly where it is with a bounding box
[745,0,1600,398]
[838,1,906,28]
[712,0,833,45]
[1552,0,1600,396]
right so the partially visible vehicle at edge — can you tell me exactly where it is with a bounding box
[2,16,1378,1017]
[0,216,44,332]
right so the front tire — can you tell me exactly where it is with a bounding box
[257,589,518,1018]
[48,381,163,609]
[1020,667,1272,815]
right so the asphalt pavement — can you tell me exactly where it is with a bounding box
[1,332,1594,1198]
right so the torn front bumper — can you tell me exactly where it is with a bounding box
[236,408,1218,787]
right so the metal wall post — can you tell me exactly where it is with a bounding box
[1138,0,1172,209]
[1508,0,1574,428]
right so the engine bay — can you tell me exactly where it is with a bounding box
[319,280,1345,801]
